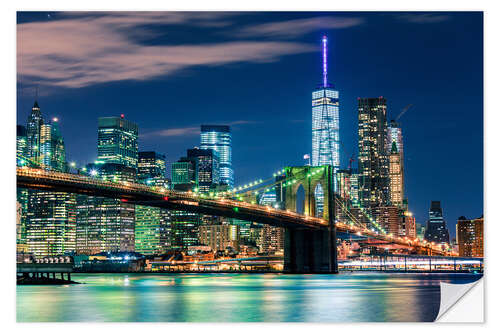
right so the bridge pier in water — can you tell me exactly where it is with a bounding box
[282,166,338,273]
[284,227,337,273]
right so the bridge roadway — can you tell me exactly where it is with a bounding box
[16,167,449,256]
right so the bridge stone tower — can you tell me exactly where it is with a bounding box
[283,166,338,273]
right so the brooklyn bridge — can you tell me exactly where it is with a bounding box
[17,163,454,274]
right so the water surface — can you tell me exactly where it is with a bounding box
[17,272,482,322]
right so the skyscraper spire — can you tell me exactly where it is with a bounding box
[322,35,328,87]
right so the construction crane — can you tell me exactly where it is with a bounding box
[395,104,413,122]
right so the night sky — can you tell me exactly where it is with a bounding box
[16,12,483,238]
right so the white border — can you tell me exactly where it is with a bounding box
[2,0,497,332]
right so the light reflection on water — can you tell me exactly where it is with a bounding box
[17,272,482,322]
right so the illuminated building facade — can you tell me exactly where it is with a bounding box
[138,151,166,178]
[457,216,483,257]
[201,125,233,188]
[336,169,359,204]
[199,224,240,251]
[416,223,426,241]
[372,206,400,237]
[171,157,196,191]
[358,97,390,209]
[17,125,27,165]
[135,206,171,255]
[389,141,404,207]
[138,151,168,188]
[169,150,205,250]
[97,116,138,168]
[424,201,450,244]
[26,190,76,256]
[135,151,171,255]
[401,213,416,238]
[23,101,76,257]
[187,148,220,193]
[26,101,43,163]
[76,164,136,254]
[40,119,67,172]
[170,210,201,251]
[76,116,139,254]
[16,125,29,251]
[312,36,340,177]
[256,190,284,255]
[258,224,284,255]
[387,120,404,159]
[16,188,28,253]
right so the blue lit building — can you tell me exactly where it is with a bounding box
[200,125,233,188]
[26,101,43,163]
[312,35,340,173]
[424,201,450,244]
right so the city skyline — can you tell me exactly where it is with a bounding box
[16,11,483,237]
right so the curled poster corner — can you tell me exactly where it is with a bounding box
[436,278,484,322]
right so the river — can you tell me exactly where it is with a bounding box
[17,272,482,322]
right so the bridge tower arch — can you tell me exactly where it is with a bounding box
[282,166,338,274]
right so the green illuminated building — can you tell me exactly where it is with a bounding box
[135,151,171,255]
[76,115,139,254]
[97,116,138,168]
[135,206,171,255]
[172,157,195,191]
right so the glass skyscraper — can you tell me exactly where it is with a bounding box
[171,157,196,191]
[26,101,43,164]
[17,125,27,166]
[97,116,138,168]
[424,201,450,244]
[76,115,139,254]
[76,163,137,254]
[312,36,340,174]
[200,125,233,188]
[138,151,167,187]
[387,119,405,207]
[23,102,76,257]
[135,151,171,255]
[357,97,390,209]
[387,120,404,158]
[388,142,404,207]
[187,148,220,194]
[40,119,67,171]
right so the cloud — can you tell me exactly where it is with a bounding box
[17,12,315,90]
[141,120,257,138]
[141,126,200,138]
[398,13,451,23]
[227,120,259,126]
[234,16,364,38]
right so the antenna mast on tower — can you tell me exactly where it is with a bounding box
[322,35,328,87]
